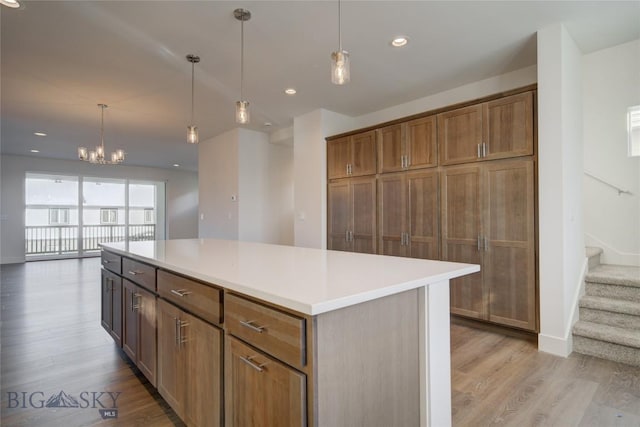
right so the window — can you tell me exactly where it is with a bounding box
[49,208,70,225]
[144,208,155,224]
[100,208,118,225]
[628,105,640,157]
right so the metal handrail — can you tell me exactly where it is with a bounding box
[584,171,633,196]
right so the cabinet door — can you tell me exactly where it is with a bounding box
[101,269,114,336]
[351,130,377,176]
[225,337,306,427]
[137,286,157,387]
[157,299,186,419]
[327,137,351,180]
[378,124,404,173]
[484,160,536,331]
[438,105,483,166]
[378,173,408,257]
[327,180,351,251]
[407,170,439,260]
[111,274,123,347]
[483,91,533,160]
[351,177,377,254]
[407,116,437,170]
[122,279,139,362]
[441,166,485,319]
[185,313,222,427]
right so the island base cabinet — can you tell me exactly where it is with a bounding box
[123,279,157,387]
[225,336,306,427]
[157,299,222,427]
[101,268,122,347]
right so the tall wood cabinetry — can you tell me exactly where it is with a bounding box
[327,87,538,332]
[327,130,377,179]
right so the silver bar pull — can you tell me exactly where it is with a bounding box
[403,232,407,246]
[477,235,482,251]
[477,144,481,158]
[179,321,189,344]
[406,233,410,246]
[349,230,354,242]
[483,142,487,157]
[240,355,265,372]
[240,320,265,333]
[170,289,192,297]
[346,164,349,175]
[405,155,410,168]
[128,270,142,276]
[132,293,141,311]
[484,236,489,251]
[102,260,111,264]
[174,318,180,347]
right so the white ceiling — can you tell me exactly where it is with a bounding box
[2,1,639,171]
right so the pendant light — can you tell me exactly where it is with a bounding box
[78,104,125,164]
[186,54,200,144]
[331,0,350,85]
[234,8,251,124]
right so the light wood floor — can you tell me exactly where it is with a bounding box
[1,258,639,426]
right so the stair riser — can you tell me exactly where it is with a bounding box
[587,254,601,271]
[586,282,640,302]
[579,307,640,329]
[573,336,640,367]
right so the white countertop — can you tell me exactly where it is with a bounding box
[101,239,479,316]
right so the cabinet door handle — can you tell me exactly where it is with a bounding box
[240,355,265,372]
[240,320,265,333]
[174,318,180,347]
[484,236,489,251]
[128,270,143,276]
[170,289,192,297]
[477,235,482,251]
[349,163,353,175]
[406,233,410,246]
[401,233,405,246]
[346,164,349,175]
[483,142,487,157]
[131,293,141,311]
[477,144,481,158]
[102,260,111,264]
[349,230,354,242]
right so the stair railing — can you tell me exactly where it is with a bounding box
[584,171,633,196]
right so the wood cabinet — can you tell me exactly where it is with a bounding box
[101,268,122,347]
[327,130,376,179]
[438,91,533,165]
[378,116,437,173]
[327,176,376,254]
[157,295,223,426]
[378,170,439,259]
[442,159,536,331]
[123,279,157,386]
[225,336,306,427]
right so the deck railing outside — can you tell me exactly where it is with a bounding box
[25,224,156,256]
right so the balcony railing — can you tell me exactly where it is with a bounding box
[25,224,156,256]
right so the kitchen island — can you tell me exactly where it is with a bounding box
[100,239,479,427]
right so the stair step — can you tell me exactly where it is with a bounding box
[585,264,640,287]
[573,321,640,349]
[579,296,640,329]
[580,295,640,316]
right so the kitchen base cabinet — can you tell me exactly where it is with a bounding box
[123,279,157,387]
[225,337,306,427]
[101,268,122,347]
[157,298,223,427]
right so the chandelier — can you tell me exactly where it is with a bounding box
[78,104,125,164]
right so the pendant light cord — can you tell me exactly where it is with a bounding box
[191,60,195,123]
[100,105,105,151]
[240,18,244,101]
[338,0,342,51]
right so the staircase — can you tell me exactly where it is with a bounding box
[572,247,640,366]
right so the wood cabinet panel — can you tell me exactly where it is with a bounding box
[407,170,439,259]
[327,177,376,254]
[101,268,122,347]
[157,270,222,326]
[351,130,377,176]
[122,258,156,292]
[157,299,186,419]
[484,160,536,330]
[225,337,306,427]
[327,136,351,179]
[483,92,533,160]
[327,180,351,251]
[185,312,223,427]
[137,286,157,387]
[407,115,437,170]
[377,124,404,174]
[378,173,407,257]
[226,293,306,369]
[438,105,483,165]
[101,251,122,274]
[122,279,139,362]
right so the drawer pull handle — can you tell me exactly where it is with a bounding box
[240,320,265,333]
[102,260,111,264]
[128,270,143,276]
[171,289,192,298]
[240,355,265,372]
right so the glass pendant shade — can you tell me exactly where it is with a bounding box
[78,147,88,160]
[187,125,199,144]
[331,50,350,85]
[236,101,250,124]
[89,151,98,163]
[116,149,125,162]
[96,145,104,160]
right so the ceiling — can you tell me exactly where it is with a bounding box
[2,1,638,171]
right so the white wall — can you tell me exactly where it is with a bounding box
[583,39,640,266]
[199,128,293,245]
[537,24,585,357]
[0,154,198,264]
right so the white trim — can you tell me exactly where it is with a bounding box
[585,233,640,267]
[1,256,25,265]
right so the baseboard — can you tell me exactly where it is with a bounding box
[1,256,25,265]
[585,233,640,266]
[538,333,572,357]
[450,315,537,344]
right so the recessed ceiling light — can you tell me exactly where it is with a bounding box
[264,122,272,127]
[30,149,40,153]
[0,0,20,9]
[284,88,297,95]
[391,37,409,48]
[34,132,47,137]
[173,164,180,167]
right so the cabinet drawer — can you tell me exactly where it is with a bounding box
[157,270,222,326]
[226,294,306,369]
[101,251,122,274]
[123,258,157,292]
